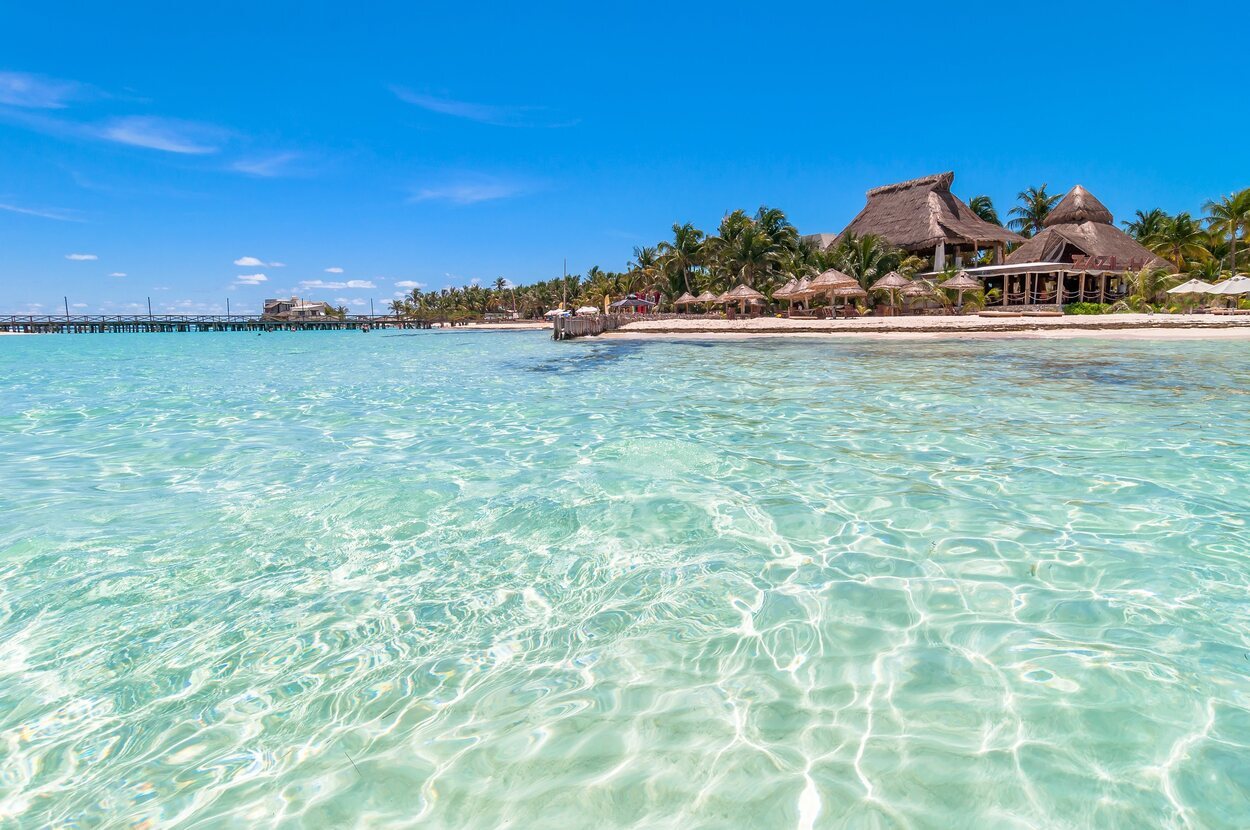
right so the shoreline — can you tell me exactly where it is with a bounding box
[601,314,1250,341]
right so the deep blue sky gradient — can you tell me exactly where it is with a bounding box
[2,1,1247,313]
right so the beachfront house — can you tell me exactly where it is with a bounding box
[805,172,1025,270]
[965,185,1176,307]
[262,297,333,320]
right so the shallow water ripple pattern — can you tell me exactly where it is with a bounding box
[2,332,1250,828]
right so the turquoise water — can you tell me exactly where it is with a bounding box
[2,330,1250,828]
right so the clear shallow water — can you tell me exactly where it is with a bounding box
[2,330,1250,828]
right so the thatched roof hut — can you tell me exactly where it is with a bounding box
[816,173,1023,268]
[940,271,982,292]
[695,291,720,304]
[870,271,912,291]
[773,279,798,299]
[829,284,867,299]
[724,284,766,302]
[674,292,698,306]
[809,268,858,291]
[1005,184,1173,272]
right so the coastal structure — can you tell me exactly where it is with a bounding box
[262,297,333,320]
[949,185,1175,307]
[805,172,1024,269]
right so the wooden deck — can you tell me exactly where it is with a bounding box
[0,315,434,333]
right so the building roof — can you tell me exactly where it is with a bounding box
[1044,185,1113,227]
[831,172,1024,252]
[1006,185,1173,272]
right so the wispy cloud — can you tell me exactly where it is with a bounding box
[65,253,97,261]
[410,173,529,205]
[394,280,425,289]
[232,152,300,177]
[99,116,224,154]
[233,255,285,268]
[235,273,268,285]
[300,279,375,290]
[109,271,127,277]
[0,71,83,109]
[324,267,344,274]
[0,201,83,222]
[391,86,576,128]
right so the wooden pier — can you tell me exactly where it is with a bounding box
[0,314,434,334]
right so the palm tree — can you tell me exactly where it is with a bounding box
[1146,213,1212,271]
[1007,186,1061,237]
[657,222,705,297]
[1112,267,1180,311]
[719,225,780,288]
[833,233,899,290]
[628,246,660,296]
[968,195,1001,226]
[1204,189,1250,273]
[1122,208,1170,242]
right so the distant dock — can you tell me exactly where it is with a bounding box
[0,315,434,334]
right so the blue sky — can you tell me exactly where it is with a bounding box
[1,1,1247,314]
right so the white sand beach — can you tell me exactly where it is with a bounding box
[603,314,1250,340]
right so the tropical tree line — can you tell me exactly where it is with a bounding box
[386,184,1250,319]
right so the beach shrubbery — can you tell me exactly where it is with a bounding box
[1063,302,1113,315]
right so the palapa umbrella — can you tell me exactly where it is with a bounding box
[773,278,798,314]
[723,283,767,314]
[673,292,698,313]
[829,284,867,303]
[695,291,719,303]
[807,268,856,308]
[939,271,983,312]
[869,271,912,315]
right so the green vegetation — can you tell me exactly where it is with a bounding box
[383,185,1250,321]
[1063,302,1113,315]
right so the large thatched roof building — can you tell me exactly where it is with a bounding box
[805,172,1024,269]
[942,185,1172,309]
[1004,185,1173,272]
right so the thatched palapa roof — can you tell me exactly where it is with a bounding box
[809,268,859,291]
[1044,185,1113,227]
[940,271,982,292]
[829,172,1024,252]
[695,291,719,303]
[773,278,799,299]
[1005,185,1173,272]
[870,271,912,291]
[674,292,698,305]
[724,283,766,302]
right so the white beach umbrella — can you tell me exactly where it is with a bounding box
[543,308,567,317]
[575,306,599,314]
[1209,275,1250,295]
[1166,278,1217,295]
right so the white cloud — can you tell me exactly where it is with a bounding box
[66,253,97,261]
[390,87,576,128]
[233,256,264,266]
[0,71,82,109]
[300,279,375,290]
[334,297,370,306]
[269,261,286,268]
[109,272,127,277]
[99,116,224,154]
[324,267,344,274]
[0,202,82,222]
[394,280,425,289]
[410,173,527,205]
[71,302,87,308]
[235,273,268,285]
[232,152,299,178]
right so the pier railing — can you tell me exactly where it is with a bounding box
[0,314,433,333]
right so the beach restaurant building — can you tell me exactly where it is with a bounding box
[806,173,1173,308]
[262,297,333,320]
